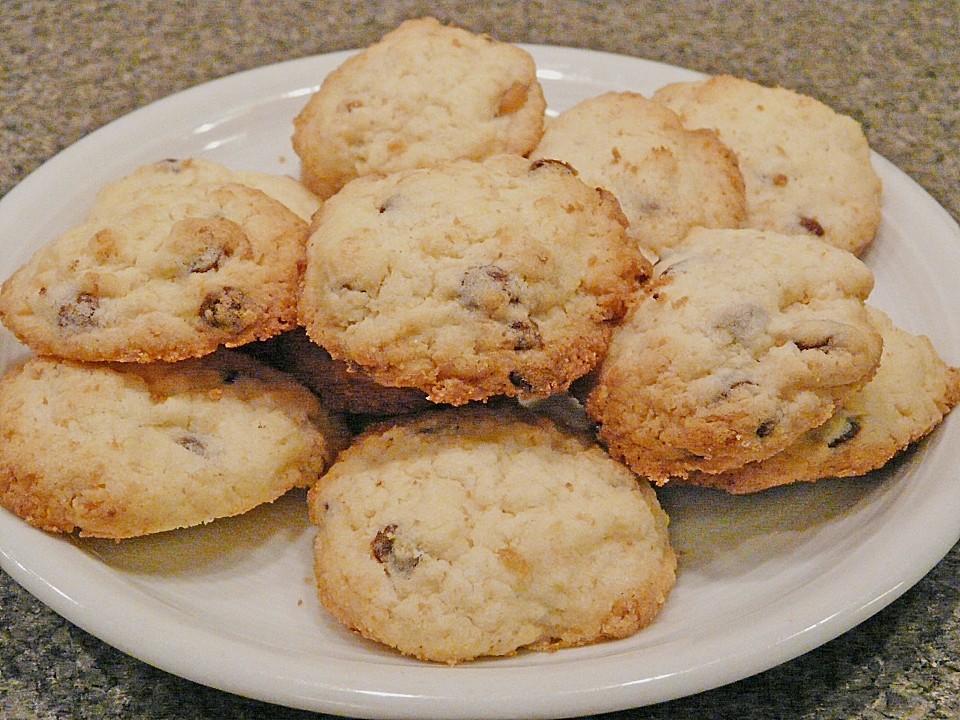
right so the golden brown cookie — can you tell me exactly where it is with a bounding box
[653,75,882,255]
[531,91,746,258]
[298,154,649,405]
[292,17,547,199]
[586,226,883,481]
[308,404,676,664]
[682,306,960,493]
[0,350,350,539]
[0,159,309,362]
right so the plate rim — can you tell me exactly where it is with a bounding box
[1,43,960,720]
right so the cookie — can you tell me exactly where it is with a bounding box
[230,169,321,223]
[298,154,649,406]
[0,350,350,539]
[292,17,547,199]
[271,328,432,416]
[91,158,322,223]
[682,306,960,493]
[585,226,884,481]
[530,91,746,258]
[307,404,677,664]
[0,159,309,362]
[653,75,882,255]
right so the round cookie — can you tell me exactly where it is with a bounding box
[308,404,677,664]
[0,350,350,539]
[682,306,960,493]
[531,91,746,258]
[0,160,309,362]
[653,75,882,255]
[298,154,649,406]
[585,226,884,481]
[272,328,432,416]
[292,17,547,199]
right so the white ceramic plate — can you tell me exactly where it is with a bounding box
[1,45,959,720]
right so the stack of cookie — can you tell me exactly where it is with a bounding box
[275,16,960,661]
[290,18,678,663]
[0,158,352,538]
[554,77,960,493]
[1,16,957,665]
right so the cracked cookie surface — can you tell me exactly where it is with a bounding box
[653,75,882,255]
[585,226,883,481]
[0,350,349,539]
[531,91,746,258]
[298,154,648,405]
[682,306,960,493]
[0,159,310,362]
[308,404,676,664]
[292,16,546,199]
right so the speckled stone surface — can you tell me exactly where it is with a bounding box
[1,1,959,719]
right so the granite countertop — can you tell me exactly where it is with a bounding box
[1,2,959,719]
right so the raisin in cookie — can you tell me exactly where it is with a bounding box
[271,329,432,416]
[585,226,883,481]
[0,160,308,362]
[292,17,546,199]
[683,306,960,493]
[308,404,676,664]
[298,154,648,405]
[531,91,746,258]
[0,350,350,539]
[653,75,882,255]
